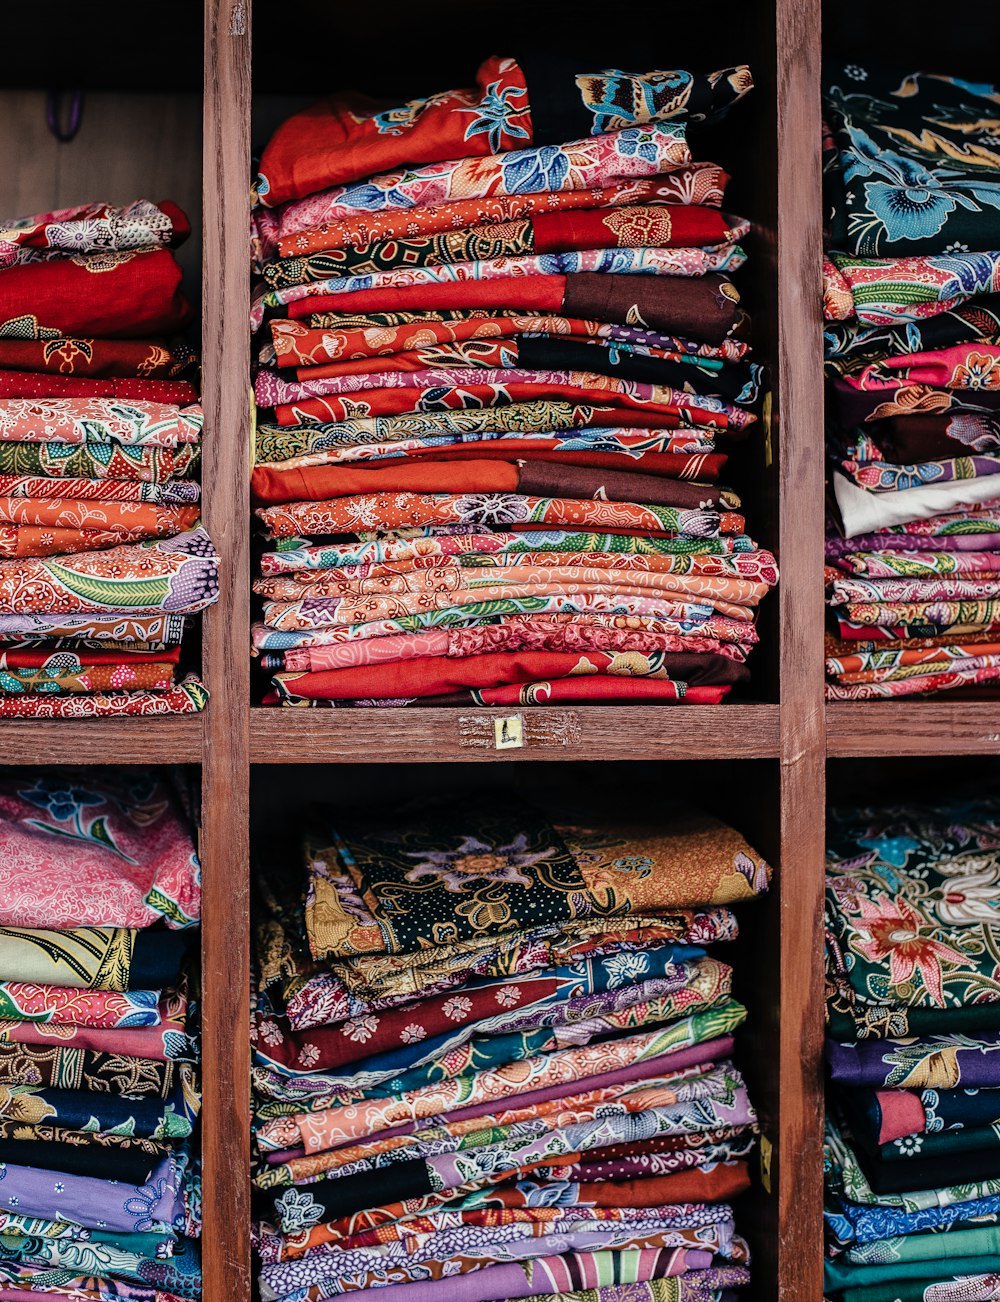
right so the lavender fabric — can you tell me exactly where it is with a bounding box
[260,1220,736,1300]
[305,1246,713,1302]
[0,1154,184,1233]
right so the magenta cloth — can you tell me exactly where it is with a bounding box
[826,532,1000,560]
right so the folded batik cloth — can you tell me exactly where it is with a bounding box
[253,963,734,1104]
[258,493,744,541]
[832,1079,1000,1157]
[261,895,739,1027]
[823,251,1000,326]
[0,1152,187,1233]
[254,245,746,332]
[0,926,186,989]
[0,1040,191,1100]
[264,1166,752,1264]
[265,375,752,434]
[271,172,732,260]
[266,311,749,372]
[260,342,757,410]
[0,399,202,447]
[269,651,749,706]
[0,440,200,482]
[0,199,189,263]
[0,247,193,338]
[0,528,218,618]
[257,1209,743,1295]
[1,1073,199,1138]
[0,677,208,716]
[253,405,722,470]
[256,59,751,204]
[826,795,1000,1039]
[825,1114,1000,1213]
[0,981,161,1028]
[255,270,745,342]
[251,457,740,507]
[254,947,719,1075]
[261,208,749,290]
[823,63,1000,257]
[827,1031,1000,1089]
[825,297,1000,376]
[263,337,759,409]
[0,336,195,380]
[0,766,200,930]
[0,1233,202,1299]
[304,795,769,960]
[0,372,196,405]
[0,984,195,1060]
[254,1200,738,1264]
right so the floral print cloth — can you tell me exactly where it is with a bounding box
[824,65,1000,258]
[252,787,768,1299]
[826,796,1000,1034]
[256,59,750,206]
[303,796,769,959]
[0,768,200,930]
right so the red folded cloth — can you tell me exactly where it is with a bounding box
[0,248,193,338]
[250,457,729,508]
[270,649,742,703]
[285,273,741,344]
[0,372,197,405]
[0,337,193,379]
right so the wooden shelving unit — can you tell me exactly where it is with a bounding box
[20,1,1000,1299]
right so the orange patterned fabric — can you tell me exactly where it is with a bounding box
[277,173,729,257]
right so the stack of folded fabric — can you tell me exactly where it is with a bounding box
[0,767,202,1299]
[824,793,1000,1302]
[0,199,218,716]
[249,56,777,707]
[822,63,1000,699]
[250,793,771,1302]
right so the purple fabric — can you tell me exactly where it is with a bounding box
[314,1247,711,1302]
[827,1033,1000,1088]
[260,1221,737,1299]
[0,1155,183,1233]
[825,531,1000,559]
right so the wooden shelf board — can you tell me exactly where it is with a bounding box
[0,716,203,765]
[250,703,781,763]
[827,702,1000,757]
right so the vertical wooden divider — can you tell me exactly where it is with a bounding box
[776,0,827,1296]
[200,1,252,1296]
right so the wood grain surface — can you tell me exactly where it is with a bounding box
[774,1,827,1295]
[249,704,782,763]
[828,702,1000,756]
[200,1,252,1296]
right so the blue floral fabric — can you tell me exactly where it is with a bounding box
[824,63,1000,256]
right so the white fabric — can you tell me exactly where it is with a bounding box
[833,470,1000,538]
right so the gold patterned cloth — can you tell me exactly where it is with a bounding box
[305,798,770,961]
